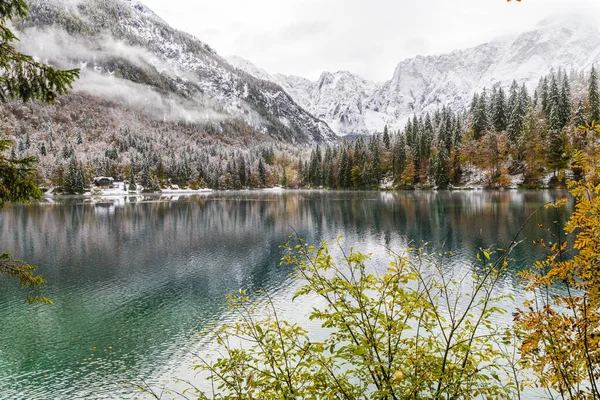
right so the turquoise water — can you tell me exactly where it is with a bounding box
[0,190,571,399]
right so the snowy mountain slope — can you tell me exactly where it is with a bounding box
[226,56,382,136]
[228,14,600,135]
[16,0,337,144]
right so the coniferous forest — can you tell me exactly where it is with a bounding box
[3,67,599,193]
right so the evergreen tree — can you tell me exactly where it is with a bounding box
[492,86,507,131]
[339,149,351,188]
[367,136,382,187]
[237,155,246,188]
[548,129,567,175]
[297,158,304,187]
[139,163,153,192]
[434,147,450,189]
[0,139,41,206]
[541,77,549,115]
[128,166,136,192]
[507,85,528,144]
[589,65,600,124]
[559,75,571,129]
[472,89,489,139]
[382,125,391,150]
[574,99,586,128]
[258,159,267,187]
[393,133,407,180]
[507,80,519,114]
[63,155,84,194]
[549,104,562,133]
[281,164,288,188]
[323,147,335,188]
[421,114,434,160]
[308,146,322,187]
[439,109,453,153]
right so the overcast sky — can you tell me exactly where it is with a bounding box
[140,0,598,82]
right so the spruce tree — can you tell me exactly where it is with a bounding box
[258,159,266,187]
[139,163,153,192]
[434,147,450,189]
[589,65,600,124]
[382,125,391,150]
[368,136,382,187]
[128,166,136,192]
[492,87,507,132]
[281,164,288,188]
[421,114,434,159]
[237,156,246,188]
[393,133,407,179]
[548,128,567,175]
[77,162,85,194]
[473,90,489,140]
[559,75,571,129]
[507,85,528,144]
[549,104,562,133]
[339,149,350,188]
[63,155,83,194]
[507,81,519,115]
[541,77,549,115]
[574,99,586,128]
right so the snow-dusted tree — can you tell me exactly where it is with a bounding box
[392,133,406,179]
[63,155,84,194]
[492,87,507,132]
[382,125,390,150]
[540,77,549,115]
[507,85,528,144]
[559,75,571,129]
[574,99,586,129]
[589,65,600,124]
[472,90,489,140]
[258,158,267,187]
[433,147,450,189]
[128,166,136,192]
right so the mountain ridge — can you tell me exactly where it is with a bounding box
[227,13,600,136]
[16,0,338,144]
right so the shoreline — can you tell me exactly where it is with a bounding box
[39,185,568,201]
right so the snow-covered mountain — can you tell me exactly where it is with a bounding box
[16,0,337,144]
[228,14,600,136]
[277,71,381,136]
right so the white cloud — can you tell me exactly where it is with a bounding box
[140,0,600,82]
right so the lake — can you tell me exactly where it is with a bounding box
[0,190,571,399]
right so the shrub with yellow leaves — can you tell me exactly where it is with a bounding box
[516,124,600,399]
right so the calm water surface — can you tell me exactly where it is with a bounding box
[0,190,571,399]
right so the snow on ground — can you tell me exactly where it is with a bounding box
[262,186,285,192]
[457,166,487,189]
[509,173,525,189]
[43,182,214,199]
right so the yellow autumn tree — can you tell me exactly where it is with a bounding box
[516,124,600,398]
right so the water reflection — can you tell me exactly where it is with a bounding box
[0,190,571,399]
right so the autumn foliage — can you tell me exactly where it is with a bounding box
[517,124,600,398]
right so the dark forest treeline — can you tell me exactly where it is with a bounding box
[3,68,599,193]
